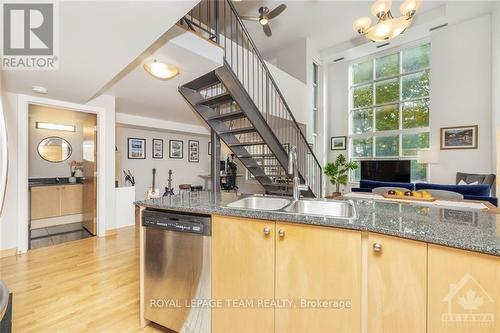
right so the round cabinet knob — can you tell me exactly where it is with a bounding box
[263,227,271,235]
[373,242,382,253]
[278,229,285,238]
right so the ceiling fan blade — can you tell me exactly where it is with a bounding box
[267,4,287,19]
[240,16,260,21]
[263,24,272,37]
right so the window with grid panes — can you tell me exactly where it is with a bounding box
[349,43,430,182]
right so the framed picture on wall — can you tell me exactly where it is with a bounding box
[331,136,346,150]
[188,140,200,163]
[152,139,163,159]
[127,138,146,159]
[169,140,183,159]
[440,125,478,150]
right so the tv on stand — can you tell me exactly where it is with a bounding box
[360,160,411,183]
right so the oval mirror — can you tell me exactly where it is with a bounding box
[37,137,72,163]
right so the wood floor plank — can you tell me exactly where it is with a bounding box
[0,226,168,332]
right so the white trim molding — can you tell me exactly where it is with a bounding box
[17,94,108,253]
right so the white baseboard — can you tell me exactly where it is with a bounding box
[31,214,84,229]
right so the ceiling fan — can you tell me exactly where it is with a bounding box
[241,4,287,37]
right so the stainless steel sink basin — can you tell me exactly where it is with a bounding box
[226,195,291,211]
[282,199,356,219]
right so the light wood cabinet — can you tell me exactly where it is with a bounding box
[61,185,83,216]
[212,216,362,333]
[368,233,427,333]
[31,186,61,219]
[31,185,83,220]
[275,223,361,333]
[209,215,500,333]
[428,244,500,333]
[212,215,275,333]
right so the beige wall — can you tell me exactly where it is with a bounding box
[116,125,211,200]
[28,105,86,178]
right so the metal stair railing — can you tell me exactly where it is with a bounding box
[181,0,322,197]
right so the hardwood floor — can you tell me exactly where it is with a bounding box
[0,226,168,332]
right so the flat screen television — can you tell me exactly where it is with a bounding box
[360,160,411,183]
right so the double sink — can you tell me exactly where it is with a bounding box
[226,195,356,219]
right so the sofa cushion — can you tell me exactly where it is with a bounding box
[359,179,414,191]
[463,195,498,207]
[415,183,491,197]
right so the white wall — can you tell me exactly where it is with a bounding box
[264,39,308,84]
[116,126,210,200]
[429,14,492,184]
[326,14,494,190]
[28,105,85,178]
[87,94,116,234]
[326,60,350,194]
[493,6,500,195]
[0,92,19,251]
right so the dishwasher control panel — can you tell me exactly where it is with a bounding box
[142,209,211,236]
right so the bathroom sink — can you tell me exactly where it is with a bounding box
[282,199,356,219]
[227,195,291,211]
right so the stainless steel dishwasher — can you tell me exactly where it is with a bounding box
[143,209,211,333]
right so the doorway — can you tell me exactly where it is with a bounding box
[27,105,98,249]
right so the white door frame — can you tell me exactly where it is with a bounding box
[17,94,107,253]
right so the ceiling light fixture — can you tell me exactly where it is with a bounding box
[143,60,179,80]
[36,122,76,132]
[353,0,421,42]
[32,86,48,94]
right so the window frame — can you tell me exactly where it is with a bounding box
[312,61,320,135]
[348,41,431,182]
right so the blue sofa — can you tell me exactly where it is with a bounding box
[352,180,498,206]
[352,179,414,193]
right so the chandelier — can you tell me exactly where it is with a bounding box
[353,0,421,42]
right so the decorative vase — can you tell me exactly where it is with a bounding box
[68,176,77,183]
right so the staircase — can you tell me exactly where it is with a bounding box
[179,0,322,197]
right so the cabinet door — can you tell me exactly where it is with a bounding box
[211,215,275,333]
[60,185,83,216]
[428,244,500,333]
[275,222,361,333]
[368,233,427,333]
[31,186,61,219]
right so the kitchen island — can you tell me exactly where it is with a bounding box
[136,192,500,333]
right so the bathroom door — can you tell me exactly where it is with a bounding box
[82,114,97,235]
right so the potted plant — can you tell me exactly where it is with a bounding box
[324,154,358,197]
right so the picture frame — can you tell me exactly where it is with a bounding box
[440,125,478,150]
[152,139,163,159]
[127,138,146,159]
[169,140,183,159]
[331,136,347,150]
[188,140,200,163]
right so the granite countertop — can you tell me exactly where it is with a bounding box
[29,177,84,188]
[135,192,500,257]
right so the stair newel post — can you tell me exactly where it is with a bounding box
[211,130,221,193]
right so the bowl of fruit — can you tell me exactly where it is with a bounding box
[384,190,435,201]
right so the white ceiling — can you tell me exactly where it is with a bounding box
[233,0,467,55]
[106,27,223,126]
[2,1,197,103]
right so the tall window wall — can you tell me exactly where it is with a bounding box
[349,43,430,181]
